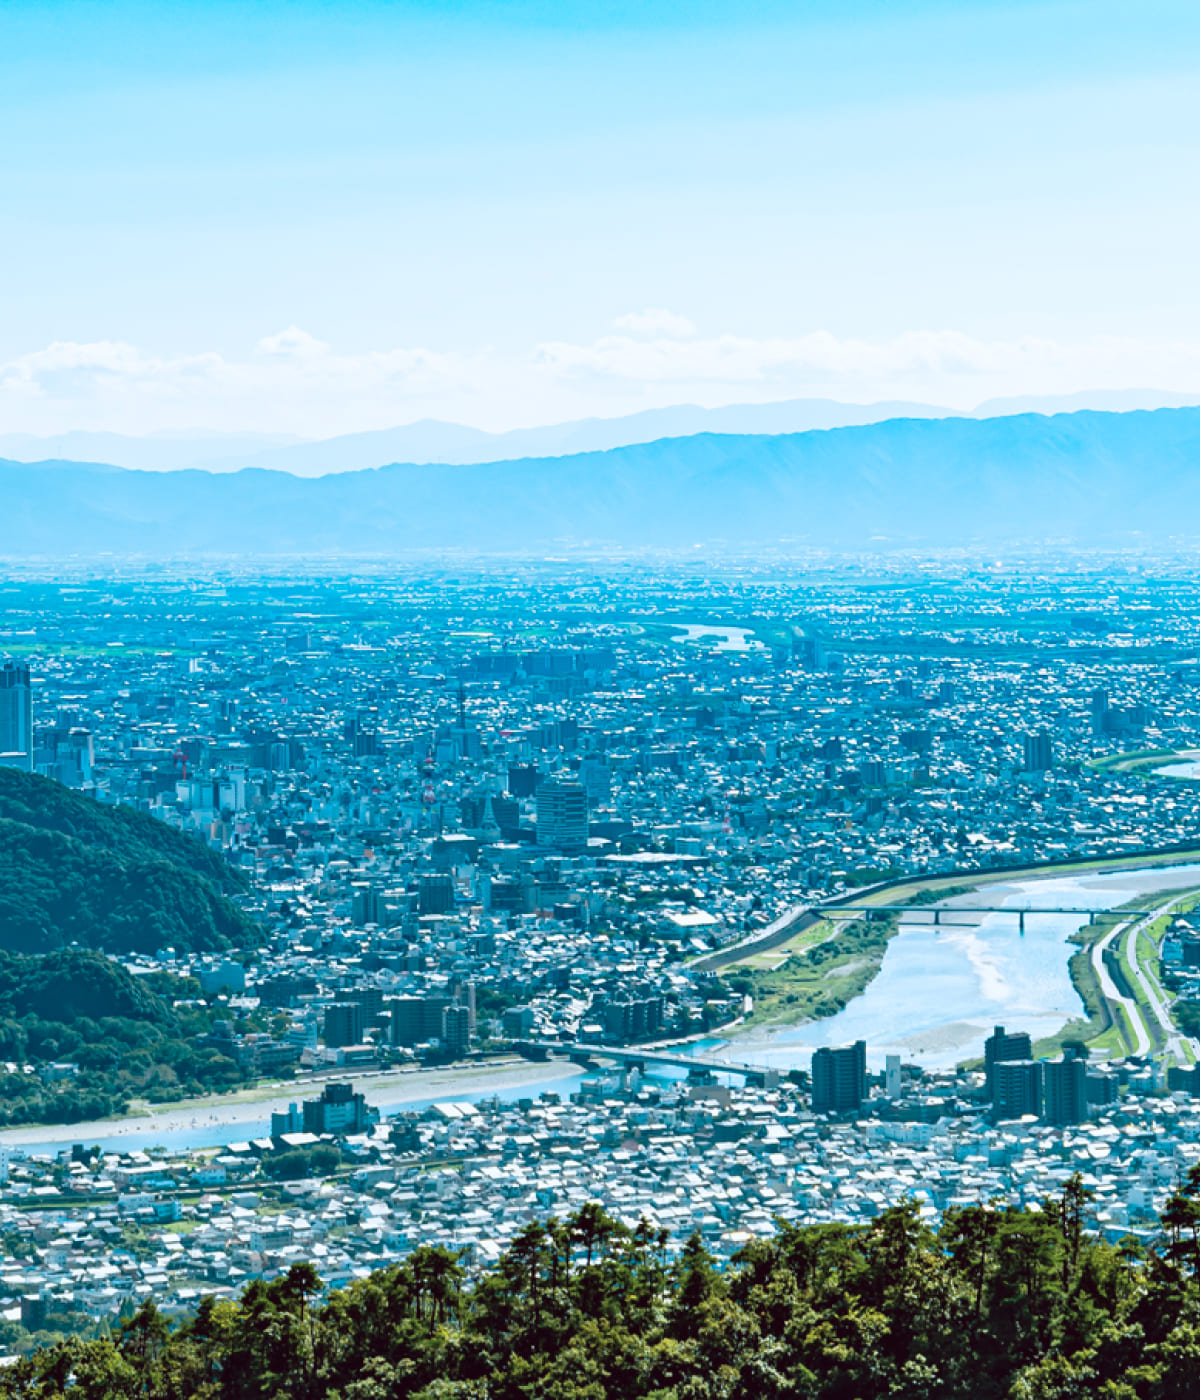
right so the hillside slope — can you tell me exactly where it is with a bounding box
[0,769,258,955]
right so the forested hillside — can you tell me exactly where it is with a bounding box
[0,768,258,955]
[6,1181,1200,1398]
[0,949,266,1124]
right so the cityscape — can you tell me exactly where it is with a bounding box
[7,0,1200,1391]
[1,562,1200,1344]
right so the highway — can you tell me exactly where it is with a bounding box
[1123,895,1200,1063]
[1092,919,1150,1056]
[1091,892,1200,1061]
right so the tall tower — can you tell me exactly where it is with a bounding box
[0,662,32,771]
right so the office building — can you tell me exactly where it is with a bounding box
[985,1025,1033,1093]
[885,1054,902,1099]
[536,779,589,851]
[323,1001,365,1049]
[351,884,386,927]
[0,662,32,771]
[442,1004,471,1058]
[811,1040,867,1114]
[389,995,452,1047]
[418,872,455,915]
[1043,1056,1088,1126]
[993,1059,1042,1120]
[1023,731,1054,773]
[302,1082,375,1136]
[507,764,541,798]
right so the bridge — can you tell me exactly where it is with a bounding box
[523,1040,780,1088]
[825,904,1110,933]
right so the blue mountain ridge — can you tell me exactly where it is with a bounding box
[3,407,1199,553]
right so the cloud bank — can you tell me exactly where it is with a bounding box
[3,314,1200,439]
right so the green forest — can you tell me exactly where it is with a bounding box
[8,1179,1200,1399]
[0,767,259,955]
[0,949,275,1125]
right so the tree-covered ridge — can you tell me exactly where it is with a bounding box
[0,950,276,1124]
[0,947,173,1026]
[9,1180,1200,1399]
[0,767,244,895]
[0,769,258,955]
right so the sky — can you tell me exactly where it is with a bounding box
[3,0,1200,440]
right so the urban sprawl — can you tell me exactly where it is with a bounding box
[4,560,1200,1344]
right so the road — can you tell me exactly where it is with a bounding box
[1092,919,1151,1055]
[1091,892,1200,1062]
[1123,896,1200,1064]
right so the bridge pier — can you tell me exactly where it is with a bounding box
[933,909,941,926]
[1019,910,1025,935]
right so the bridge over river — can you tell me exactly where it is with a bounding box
[521,1041,781,1087]
[827,903,1112,933]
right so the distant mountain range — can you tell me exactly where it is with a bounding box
[5,389,1198,476]
[5,406,1200,554]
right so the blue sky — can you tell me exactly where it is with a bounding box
[3,0,1200,436]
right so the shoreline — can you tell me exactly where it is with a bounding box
[717,861,1200,1064]
[0,1060,582,1150]
[13,853,1200,1150]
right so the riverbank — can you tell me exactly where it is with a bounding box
[0,1059,582,1151]
[714,862,1200,1073]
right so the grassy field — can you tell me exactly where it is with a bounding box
[721,915,898,1031]
[1087,748,1179,775]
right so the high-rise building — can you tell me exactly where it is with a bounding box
[885,1054,902,1099]
[536,779,589,851]
[984,1025,1033,1093]
[0,662,32,771]
[811,1040,867,1114]
[389,995,452,1047]
[1022,731,1054,772]
[442,1004,471,1058]
[302,1081,376,1136]
[323,1001,365,1048]
[507,764,541,798]
[351,884,386,927]
[1043,1056,1088,1126]
[418,872,455,915]
[993,1059,1042,1120]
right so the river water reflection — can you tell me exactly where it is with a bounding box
[716,863,1200,1073]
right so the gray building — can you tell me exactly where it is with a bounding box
[993,1059,1042,1120]
[536,779,589,851]
[811,1040,867,1114]
[1043,1056,1088,1126]
[0,662,32,771]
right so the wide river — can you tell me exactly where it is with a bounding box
[712,862,1200,1073]
[12,862,1200,1155]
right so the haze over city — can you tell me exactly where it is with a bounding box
[6,4,1200,1398]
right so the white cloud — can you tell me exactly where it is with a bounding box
[612,308,698,339]
[256,327,330,359]
[3,323,1200,439]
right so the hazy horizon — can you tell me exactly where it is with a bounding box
[4,0,1200,440]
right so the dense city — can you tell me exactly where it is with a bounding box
[5,557,1200,1347]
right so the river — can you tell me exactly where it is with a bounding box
[13,862,1200,1154]
[668,622,763,652]
[1155,760,1200,779]
[712,862,1200,1073]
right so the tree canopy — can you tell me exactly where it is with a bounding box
[0,768,258,955]
[6,1180,1200,1398]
